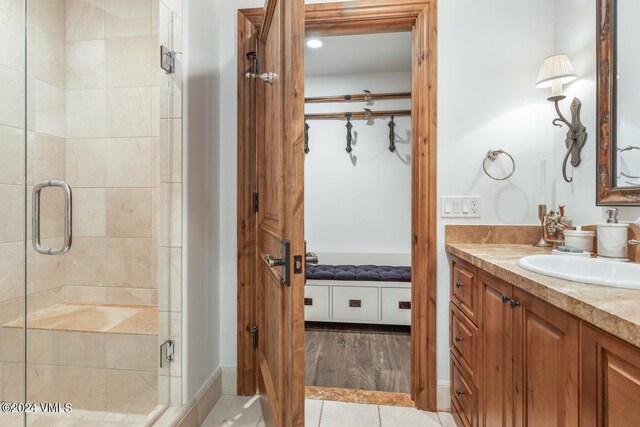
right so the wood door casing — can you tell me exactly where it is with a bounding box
[255,0,306,426]
[581,324,640,427]
[478,271,513,427]
[238,0,438,413]
[512,289,579,427]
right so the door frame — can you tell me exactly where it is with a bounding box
[237,0,438,412]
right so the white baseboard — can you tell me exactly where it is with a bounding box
[159,368,223,427]
[437,381,451,412]
[221,366,238,395]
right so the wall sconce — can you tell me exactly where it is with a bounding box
[536,54,587,183]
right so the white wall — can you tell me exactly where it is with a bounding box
[305,72,412,255]
[183,0,222,401]
[553,0,640,223]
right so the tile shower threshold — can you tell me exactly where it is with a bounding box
[3,302,158,335]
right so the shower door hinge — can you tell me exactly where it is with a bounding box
[253,192,259,213]
[160,339,175,368]
[246,326,259,350]
[161,46,176,74]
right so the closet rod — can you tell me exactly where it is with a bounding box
[305,92,411,104]
[305,109,411,120]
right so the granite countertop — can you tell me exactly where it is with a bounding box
[446,243,640,348]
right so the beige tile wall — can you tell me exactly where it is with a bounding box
[0,0,184,411]
[63,0,161,306]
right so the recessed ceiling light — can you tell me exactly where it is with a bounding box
[306,39,323,49]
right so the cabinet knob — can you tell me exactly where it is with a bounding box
[509,299,521,309]
[500,295,510,303]
[455,389,463,397]
[454,336,462,343]
[455,282,463,289]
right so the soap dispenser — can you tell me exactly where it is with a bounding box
[597,209,629,260]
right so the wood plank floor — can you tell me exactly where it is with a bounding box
[305,322,411,393]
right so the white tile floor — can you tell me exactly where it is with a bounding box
[201,395,456,427]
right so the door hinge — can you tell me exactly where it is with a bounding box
[160,339,175,368]
[246,326,259,350]
[160,46,176,74]
[253,192,259,213]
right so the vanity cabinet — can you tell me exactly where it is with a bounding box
[450,256,580,427]
[581,325,640,427]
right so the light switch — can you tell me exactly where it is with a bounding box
[444,201,452,214]
[462,200,470,214]
[452,200,462,213]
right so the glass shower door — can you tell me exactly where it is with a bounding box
[17,0,169,424]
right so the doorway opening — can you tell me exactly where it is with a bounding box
[303,31,413,402]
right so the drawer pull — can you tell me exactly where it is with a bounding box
[455,389,464,397]
[349,299,362,308]
[304,298,313,306]
[398,301,411,310]
[455,282,463,289]
[454,335,462,343]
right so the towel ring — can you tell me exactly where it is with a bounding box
[483,149,515,181]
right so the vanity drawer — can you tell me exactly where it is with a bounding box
[381,287,412,325]
[450,302,479,386]
[304,285,330,321]
[451,354,478,427]
[451,256,478,324]
[332,286,379,322]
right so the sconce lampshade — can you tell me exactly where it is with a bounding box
[536,54,577,88]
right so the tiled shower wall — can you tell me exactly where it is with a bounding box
[63,0,160,304]
[0,0,184,409]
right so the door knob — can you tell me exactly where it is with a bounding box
[306,252,319,265]
[264,254,285,267]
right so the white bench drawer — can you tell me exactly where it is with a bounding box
[332,286,379,322]
[381,287,412,325]
[304,285,330,320]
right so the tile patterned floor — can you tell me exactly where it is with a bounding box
[201,395,456,427]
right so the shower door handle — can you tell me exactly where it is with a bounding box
[32,180,72,255]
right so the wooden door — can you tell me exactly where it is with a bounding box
[581,324,640,427]
[255,0,305,426]
[478,272,513,427]
[512,290,579,427]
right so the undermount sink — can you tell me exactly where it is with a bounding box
[518,255,640,290]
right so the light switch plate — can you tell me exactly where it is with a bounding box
[441,197,482,218]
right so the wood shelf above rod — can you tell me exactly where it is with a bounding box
[305,110,411,120]
[305,92,412,104]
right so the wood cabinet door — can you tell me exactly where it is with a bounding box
[478,272,513,427]
[581,324,640,427]
[512,290,579,427]
[255,0,306,425]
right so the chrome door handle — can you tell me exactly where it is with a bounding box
[245,72,277,84]
[32,180,72,255]
[306,252,319,265]
[629,240,640,246]
[264,254,285,267]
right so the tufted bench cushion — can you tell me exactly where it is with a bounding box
[306,264,411,282]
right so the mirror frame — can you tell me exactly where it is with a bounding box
[597,0,640,205]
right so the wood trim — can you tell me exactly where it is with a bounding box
[237,9,259,397]
[410,1,438,411]
[305,92,411,104]
[242,0,430,36]
[305,110,411,120]
[596,0,640,205]
[237,0,438,414]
